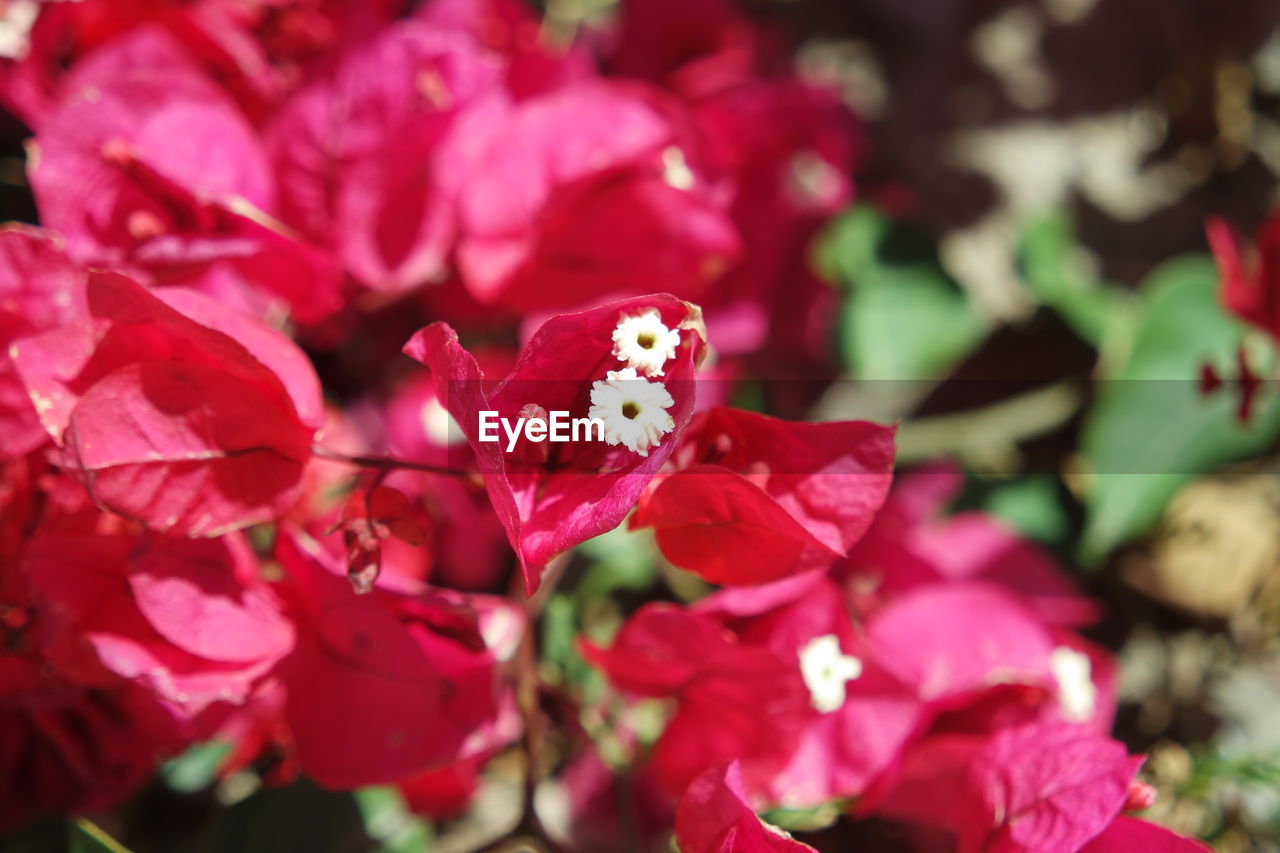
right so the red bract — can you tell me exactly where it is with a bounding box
[696,559,1112,809]
[404,294,706,590]
[697,576,924,807]
[0,655,181,833]
[593,523,1112,811]
[397,757,485,820]
[691,79,857,370]
[23,528,293,718]
[862,580,1114,731]
[0,0,396,128]
[28,29,341,323]
[549,744,675,851]
[288,399,507,592]
[632,407,895,585]
[12,272,322,535]
[1081,817,1211,852]
[866,583,1057,705]
[413,0,593,99]
[605,0,775,95]
[972,723,1142,852]
[204,678,296,786]
[1208,212,1280,340]
[675,762,817,853]
[267,21,503,293]
[608,0,857,371]
[0,457,41,578]
[694,80,855,226]
[844,465,1099,627]
[382,371,471,470]
[904,513,1100,626]
[383,471,511,592]
[452,81,740,312]
[869,722,1142,853]
[272,529,521,788]
[330,484,429,593]
[0,0,174,126]
[0,227,86,460]
[31,30,270,255]
[582,603,810,797]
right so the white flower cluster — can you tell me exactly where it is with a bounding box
[586,310,682,456]
[0,0,38,61]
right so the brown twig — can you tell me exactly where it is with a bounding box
[486,554,574,853]
[309,444,467,477]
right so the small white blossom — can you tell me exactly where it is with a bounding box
[611,309,681,376]
[1051,646,1096,723]
[787,149,844,208]
[587,368,674,457]
[420,396,464,446]
[0,0,38,60]
[661,146,695,191]
[798,634,863,714]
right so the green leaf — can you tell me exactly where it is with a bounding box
[825,207,985,381]
[573,523,658,605]
[70,819,133,853]
[984,476,1070,543]
[541,592,599,691]
[1018,213,1135,349]
[760,801,847,833]
[541,593,578,669]
[162,739,233,793]
[544,525,660,695]
[353,786,432,853]
[1080,256,1280,561]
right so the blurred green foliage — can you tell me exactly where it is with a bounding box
[70,820,132,853]
[353,787,432,853]
[162,741,234,795]
[983,475,1071,544]
[1079,256,1280,561]
[827,206,1280,566]
[826,207,986,381]
[1018,213,1135,352]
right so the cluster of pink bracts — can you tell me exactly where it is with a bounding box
[0,0,1211,850]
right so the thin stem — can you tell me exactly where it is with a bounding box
[309,444,467,477]
[895,380,1084,471]
[515,620,551,838]
[489,553,573,852]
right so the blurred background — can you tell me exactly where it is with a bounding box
[3,0,1280,851]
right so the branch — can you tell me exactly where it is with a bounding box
[309,445,467,478]
[895,380,1084,472]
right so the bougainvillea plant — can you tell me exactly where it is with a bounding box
[0,0,1237,851]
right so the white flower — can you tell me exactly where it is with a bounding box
[611,309,681,376]
[1051,646,1096,723]
[661,146,695,191]
[587,368,674,457]
[420,396,464,446]
[798,634,862,714]
[0,0,38,60]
